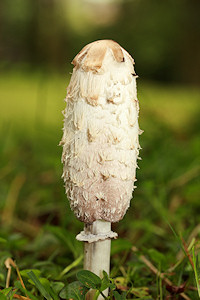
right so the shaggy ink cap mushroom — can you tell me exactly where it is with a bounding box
[61,40,141,224]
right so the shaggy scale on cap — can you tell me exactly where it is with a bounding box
[60,40,141,224]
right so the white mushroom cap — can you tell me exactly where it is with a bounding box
[61,40,141,224]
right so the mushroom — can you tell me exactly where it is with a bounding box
[60,40,141,298]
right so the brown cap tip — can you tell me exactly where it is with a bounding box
[72,39,134,72]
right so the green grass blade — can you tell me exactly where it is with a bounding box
[165,220,186,256]
[59,254,83,278]
[192,246,200,298]
[27,271,52,300]
[14,281,38,300]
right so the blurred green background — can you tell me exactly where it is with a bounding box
[0,0,200,298]
[1,0,200,83]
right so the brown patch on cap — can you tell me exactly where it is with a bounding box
[87,128,94,142]
[102,174,109,181]
[86,95,99,106]
[72,40,132,72]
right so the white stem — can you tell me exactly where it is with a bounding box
[84,221,112,299]
[76,221,117,299]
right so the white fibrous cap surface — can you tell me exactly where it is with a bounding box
[60,40,141,224]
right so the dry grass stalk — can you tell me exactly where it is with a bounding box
[4,258,30,299]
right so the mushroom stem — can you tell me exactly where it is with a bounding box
[84,221,111,276]
[77,220,115,299]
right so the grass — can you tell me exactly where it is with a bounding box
[0,70,200,299]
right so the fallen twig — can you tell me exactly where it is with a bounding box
[13,294,30,300]
[0,290,30,300]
